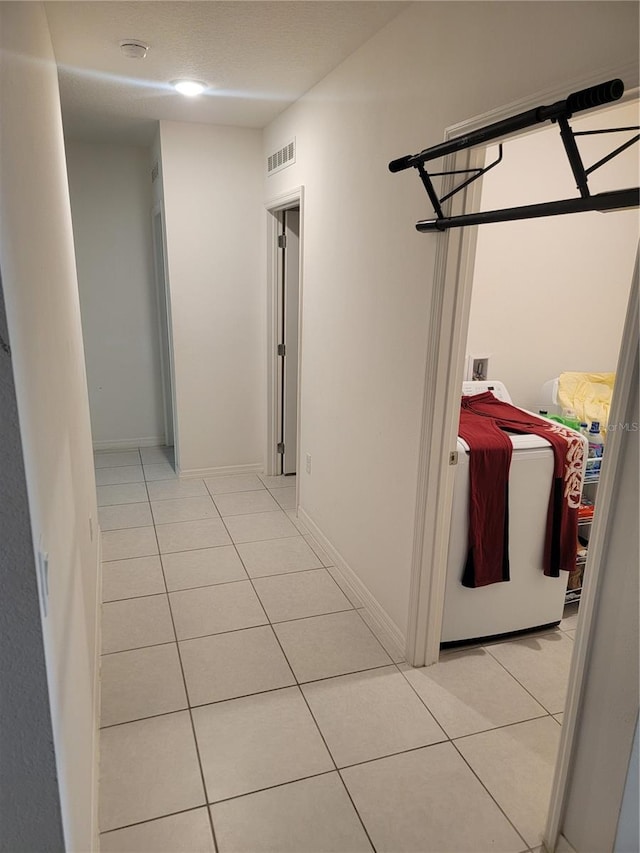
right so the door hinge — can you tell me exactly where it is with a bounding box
[449,451,458,465]
[278,234,287,249]
[277,343,286,356]
[277,442,285,454]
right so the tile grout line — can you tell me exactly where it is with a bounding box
[103,543,328,581]
[209,495,379,853]
[482,642,563,716]
[448,712,555,743]
[99,803,214,841]
[386,615,555,850]
[143,465,221,853]
[394,659,555,740]
[207,770,337,809]
[101,617,414,659]
[99,460,555,847]
[202,484,315,837]
[200,487,331,849]
[449,737,531,850]
[98,660,403,712]
[98,675,555,835]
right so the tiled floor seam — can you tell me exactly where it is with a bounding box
[103,613,409,655]
[394,660,554,740]
[202,507,359,850]
[218,507,380,852]
[449,737,530,850]
[450,711,557,742]
[99,661,424,728]
[98,451,557,849]
[483,643,560,715]
[99,804,211,841]
[267,612,380,853]
[145,475,220,853]
[206,770,339,808]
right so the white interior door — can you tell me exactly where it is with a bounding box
[279,207,300,475]
[151,207,174,447]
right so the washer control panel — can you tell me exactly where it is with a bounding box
[461,380,512,404]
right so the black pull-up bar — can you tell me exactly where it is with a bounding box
[389,79,640,231]
[389,80,623,173]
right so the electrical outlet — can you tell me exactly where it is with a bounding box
[305,453,312,474]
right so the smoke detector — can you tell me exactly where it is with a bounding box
[119,40,149,59]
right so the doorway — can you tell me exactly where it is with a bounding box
[442,97,637,645]
[151,202,176,453]
[277,207,300,475]
[407,84,639,668]
[266,188,304,482]
[405,76,638,853]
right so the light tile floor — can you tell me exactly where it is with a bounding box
[96,447,579,853]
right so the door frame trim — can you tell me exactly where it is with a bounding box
[151,201,178,458]
[265,187,304,499]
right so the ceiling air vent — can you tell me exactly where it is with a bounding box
[267,138,296,175]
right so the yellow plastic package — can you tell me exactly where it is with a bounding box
[557,372,615,437]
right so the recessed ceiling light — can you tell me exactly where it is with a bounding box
[172,80,207,97]
[119,40,149,60]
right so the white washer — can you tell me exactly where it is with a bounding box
[441,381,582,646]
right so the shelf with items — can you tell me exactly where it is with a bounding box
[566,451,601,605]
[565,587,582,605]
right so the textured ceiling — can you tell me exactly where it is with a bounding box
[45,1,408,145]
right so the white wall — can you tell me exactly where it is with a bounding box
[151,130,163,209]
[263,1,639,638]
[467,100,639,411]
[159,121,264,475]
[561,341,638,852]
[0,274,65,851]
[0,3,100,850]
[66,141,166,449]
[615,718,639,852]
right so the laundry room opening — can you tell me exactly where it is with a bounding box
[441,96,638,649]
[266,190,304,489]
[398,81,638,852]
[403,82,639,671]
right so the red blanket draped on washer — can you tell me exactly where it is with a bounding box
[458,391,585,588]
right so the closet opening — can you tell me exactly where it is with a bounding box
[265,189,304,497]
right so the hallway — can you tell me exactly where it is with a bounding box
[96,448,576,853]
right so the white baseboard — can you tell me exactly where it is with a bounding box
[178,462,263,479]
[90,530,102,852]
[93,436,165,452]
[297,507,406,662]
